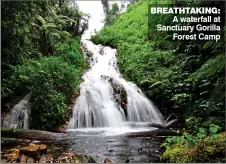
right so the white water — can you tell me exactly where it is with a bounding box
[2,95,30,129]
[68,1,164,133]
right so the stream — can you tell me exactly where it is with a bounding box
[38,129,162,163]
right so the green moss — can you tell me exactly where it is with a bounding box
[161,132,226,163]
[76,154,96,163]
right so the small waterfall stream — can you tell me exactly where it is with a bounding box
[2,95,30,129]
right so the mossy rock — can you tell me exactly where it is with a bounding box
[76,154,96,163]
[161,132,226,163]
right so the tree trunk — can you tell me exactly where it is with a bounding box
[124,129,182,138]
[1,128,67,141]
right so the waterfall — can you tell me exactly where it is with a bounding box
[2,95,30,129]
[68,41,163,129]
[68,1,164,130]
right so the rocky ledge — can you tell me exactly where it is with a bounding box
[1,143,96,163]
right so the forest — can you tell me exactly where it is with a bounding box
[2,0,88,130]
[1,0,226,163]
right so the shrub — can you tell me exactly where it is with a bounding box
[7,56,83,130]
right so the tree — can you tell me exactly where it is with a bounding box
[104,3,120,26]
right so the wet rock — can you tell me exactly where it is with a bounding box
[87,51,93,58]
[57,124,68,133]
[56,152,96,163]
[27,157,35,163]
[2,143,96,163]
[20,145,39,159]
[5,148,19,154]
[20,144,47,159]
[20,154,28,163]
[76,154,96,163]
[61,152,76,157]
[104,157,113,163]
[108,78,128,117]
[46,148,62,159]
[125,158,130,163]
[39,155,47,163]
[39,144,48,153]
[19,154,35,163]
[46,155,54,163]
[4,149,20,162]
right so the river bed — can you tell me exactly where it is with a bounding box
[34,128,162,163]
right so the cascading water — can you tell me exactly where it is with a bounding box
[68,1,164,131]
[2,94,30,129]
[68,40,163,129]
[69,40,162,128]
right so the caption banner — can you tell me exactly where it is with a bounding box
[148,3,225,42]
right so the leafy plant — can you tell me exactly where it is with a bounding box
[1,0,87,130]
[6,54,84,130]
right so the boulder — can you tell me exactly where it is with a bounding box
[104,157,113,163]
[4,149,20,162]
[20,144,47,159]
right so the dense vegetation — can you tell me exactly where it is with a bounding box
[1,1,88,130]
[1,0,225,162]
[91,0,225,162]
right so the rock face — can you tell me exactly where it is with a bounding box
[108,78,128,118]
[99,75,128,118]
[81,42,94,65]
[1,143,96,163]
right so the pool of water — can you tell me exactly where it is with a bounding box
[40,128,162,163]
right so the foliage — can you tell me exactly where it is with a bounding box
[4,56,83,130]
[161,131,226,163]
[104,3,120,26]
[92,0,225,161]
[54,38,86,68]
[1,1,86,130]
[91,0,225,130]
